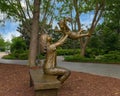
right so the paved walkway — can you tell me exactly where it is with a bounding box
[0,52,120,79]
[0,52,7,58]
[57,56,120,79]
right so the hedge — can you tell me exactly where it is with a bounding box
[57,49,80,56]
[64,51,120,64]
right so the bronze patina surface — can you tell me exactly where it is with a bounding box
[30,69,61,96]
[39,32,71,84]
[39,17,90,84]
[57,17,90,39]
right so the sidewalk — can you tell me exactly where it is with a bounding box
[57,56,120,79]
[0,52,120,79]
[0,52,28,65]
[0,52,7,58]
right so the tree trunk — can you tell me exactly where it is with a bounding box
[28,0,41,67]
[73,0,81,31]
[80,34,91,57]
[79,2,104,57]
[80,37,87,57]
[80,46,86,57]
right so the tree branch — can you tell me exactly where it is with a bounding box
[16,0,27,21]
[73,0,81,30]
[7,0,22,19]
[94,3,105,27]
[25,0,32,19]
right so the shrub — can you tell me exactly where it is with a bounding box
[108,51,120,55]
[100,53,120,63]
[85,48,105,58]
[64,54,94,62]
[2,54,16,59]
[17,51,29,60]
[57,49,80,56]
[2,50,29,60]
[10,36,27,53]
[2,50,45,60]
[64,51,120,64]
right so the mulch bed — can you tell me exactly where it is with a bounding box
[0,64,120,96]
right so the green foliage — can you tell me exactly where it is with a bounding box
[2,54,16,59]
[11,50,27,59]
[0,0,119,59]
[38,54,45,59]
[64,51,120,64]
[88,35,102,49]
[104,0,120,27]
[100,28,120,52]
[85,48,105,58]
[2,50,29,60]
[88,22,120,54]
[2,50,45,60]
[3,36,28,60]
[18,51,29,60]
[10,36,27,53]
[0,35,6,51]
[61,39,80,49]
[57,49,80,56]
[64,54,94,62]
[100,0,120,52]
[4,40,11,50]
[98,51,120,62]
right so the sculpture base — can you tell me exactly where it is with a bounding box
[29,69,61,96]
[35,89,58,96]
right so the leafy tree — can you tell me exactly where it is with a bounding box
[10,36,27,53]
[103,0,120,50]
[0,0,107,65]
[88,34,102,49]
[56,0,105,56]
[103,0,120,34]
[0,35,5,51]
[101,29,120,52]
[4,40,11,51]
[96,24,120,52]
[0,0,57,66]
[0,0,57,38]
[91,0,120,53]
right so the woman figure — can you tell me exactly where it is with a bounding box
[39,33,71,84]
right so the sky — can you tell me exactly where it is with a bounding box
[0,21,20,41]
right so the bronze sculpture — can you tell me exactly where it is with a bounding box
[57,17,90,39]
[39,17,90,84]
[39,32,71,84]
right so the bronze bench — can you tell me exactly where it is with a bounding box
[30,69,61,96]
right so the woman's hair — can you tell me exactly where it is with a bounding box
[39,33,49,54]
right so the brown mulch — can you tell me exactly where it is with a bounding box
[0,64,120,96]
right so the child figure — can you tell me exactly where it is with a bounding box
[39,33,71,84]
[57,17,90,39]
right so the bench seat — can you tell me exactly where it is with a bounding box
[30,69,61,96]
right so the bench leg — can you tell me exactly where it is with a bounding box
[35,89,58,96]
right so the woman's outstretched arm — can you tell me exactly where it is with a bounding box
[53,34,68,47]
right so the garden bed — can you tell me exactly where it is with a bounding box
[0,64,120,96]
